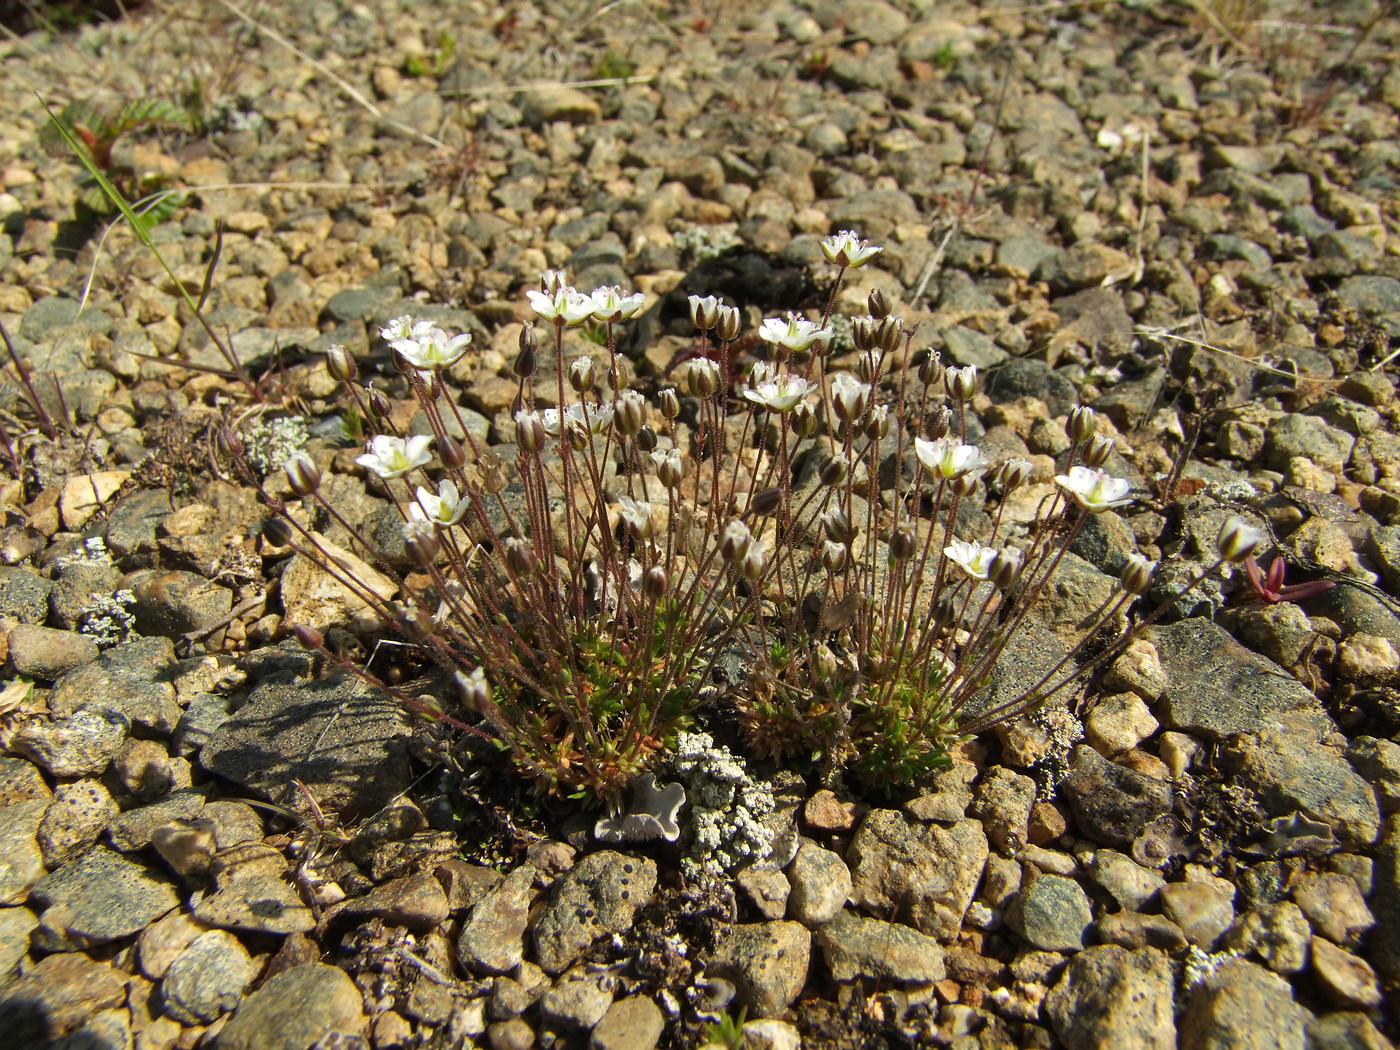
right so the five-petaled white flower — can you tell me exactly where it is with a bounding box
[390,325,473,370]
[915,437,988,480]
[820,230,883,268]
[379,315,425,342]
[410,478,469,527]
[757,314,834,354]
[589,286,646,323]
[357,434,433,479]
[527,286,594,326]
[539,402,614,437]
[615,495,656,540]
[743,373,817,413]
[1055,465,1134,512]
[829,372,871,422]
[944,540,1000,580]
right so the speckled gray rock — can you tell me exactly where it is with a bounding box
[1086,849,1164,911]
[1181,958,1307,1050]
[539,975,614,1030]
[10,705,130,777]
[328,870,449,930]
[848,811,987,942]
[191,843,314,935]
[1148,618,1329,741]
[711,921,811,1019]
[814,909,945,984]
[1060,745,1173,850]
[37,780,118,868]
[108,787,207,851]
[1045,946,1175,1050]
[1223,732,1380,850]
[1224,902,1312,974]
[1372,817,1400,982]
[0,797,47,903]
[0,950,129,1045]
[786,839,850,926]
[30,844,180,951]
[0,903,38,978]
[1264,412,1354,475]
[160,929,258,1023]
[130,568,233,640]
[215,962,367,1050]
[971,766,1037,853]
[0,755,51,806]
[0,565,54,623]
[533,851,656,974]
[1007,873,1093,952]
[48,635,182,736]
[458,864,535,975]
[6,624,98,679]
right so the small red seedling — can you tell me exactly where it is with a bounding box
[1242,555,1335,605]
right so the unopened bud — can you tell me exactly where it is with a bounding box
[643,565,669,601]
[720,520,753,563]
[877,315,903,353]
[614,390,645,437]
[514,324,538,378]
[516,413,547,454]
[402,520,440,568]
[792,402,818,438]
[1120,553,1157,595]
[292,623,324,650]
[813,642,838,680]
[863,404,889,441]
[284,452,321,496]
[950,469,983,498]
[751,487,783,516]
[918,350,944,388]
[367,388,392,423]
[262,515,293,547]
[1217,516,1266,563]
[852,316,878,353]
[933,599,959,628]
[327,344,358,382]
[925,404,952,440]
[989,547,1023,589]
[739,546,765,580]
[217,427,244,459]
[683,359,719,398]
[997,457,1033,491]
[438,434,466,471]
[688,294,720,331]
[504,537,538,575]
[637,424,657,452]
[821,507,854,545]
[856,348,883,383]
[658,388,680,420]
[888,524,916,562]
[569,355,595,393]
[716,305,742,343]
[1082,433,1114,468]
[819,456,849,488]
[868,288,893,319]
[1067,405,1097,445]
[655,449,684,489]
[455,668,491,713]
[391,348,413,374]
[397,602,435,641]
[822,540,848,573]
[946,364,978,401]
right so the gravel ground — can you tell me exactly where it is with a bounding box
[1,1,1400,1048]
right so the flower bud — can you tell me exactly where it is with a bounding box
[688,294,721,331]
[917,350,944,388]
[217,427,244,459]
[614,390,645,437]
[682,358,719,398]
[643,565,669,601]
[1082,433,1114,468]
[868,288,893,319]
[391,348,413,374]
[888,524,916,562]
[720,520,753,563]
[819,455,849,488]
[1120,553,1157,595]
[821,506,854,545]
[997,457,1033,491]
[739,546,766,580]
[989,547,1023,589]
[403,520,441,568]
[637,424,657,452]
[822,540,848,573]
[877,315,903,353]
[950,469,983,498]
[516,412,547,454]
[792,402,818,438]
[716,304,742,343]
[813,642,838,680]
[327,343,358,382]
[751,487,783,516]
[1067,405,1097,445]
[856,349,883,383]
[397,602,435,641]
[514,324,538,378]
[504,537,539,575]
[852,316,878,353]
[946,364,977,401]
[437,434,466,471]
[925,404,952,441]
[654,449,684,489]
[563,418,590,449]
[569,355,595,393]
[933,598,959,628]
[862,404,889,441]
[455,667,491,713]
[367,388,392,423]
[658,388,680,420]
[284,452,321,496]
[1217,516,1266,563]
[292,623,324,650]
[262,515,293,547]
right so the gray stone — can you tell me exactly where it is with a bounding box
[1148,618,1329,741]
[786,839,850,926]
[813,909,946,984]
[1045,946,1175,1050]
[0,565,53,623]
[216,962,367,1050]
[30,844,179,950]
[1160,880,1235,949]
[47,558,121,630]
[1292,872,1374,946]
[7,624,98,680]
[711,921,810,1019]
[519,86,600,127]
[174,690,234,757]
[458,865,536,975]
[1224,902,1312,974]
[1373,817,1400,982]
[160,929,258,1023]
[1263,414,1354,475]
[971,766,1037,853]
[200,666,412,821]
[1224,732,1380,850]
[1086,849,1164,911]
[0,755,50,806]
[533,851,656,974]
[103,487,174,561]
[1007,873,1093,951]
[1306,1011,1391,1050]
[0,798,47,903]
[130,569,233,640]
[0,950,128,1045]
[48,636,182,736]
[539,975,613,1030]
[736,865,790,920]
[191,843,314,935]
[1181,958,1306,1050]
[848,811,987,942]
[108,787,207,851]
[328,871,449,931]
[10,706,130,777]
[37,780,118,868]
[1093,911,1186,951]
[0,904,38,978]
[589,996,664,1050]
[1060,745,1173,850]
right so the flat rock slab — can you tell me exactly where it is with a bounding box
[1148,618,1331,742]
[814,909,946,984]
[216,962,367,1050]
[200,667,412,820]
[0,950,128,1045]
[30,844,180,951]
[533,851,656,974]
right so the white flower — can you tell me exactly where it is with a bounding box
[944,540,999,580]
[1054,465,1134,512]
[540,269,568,293]
[410,478,469,527]
[651,448,684,488]
[829,372,870,422]
[390,325,473,370]
[688,294,721,330]
[589,286,646,323]
[539,402,614,437]
[379,315,423,342]
[820,229,883,268]
[356,434,433,479]
[527,286,594,326]
[915,437,988,480]
[757,314,834,354]
[615,495,656,540]
[679,357,722,397]
[743,373,817,413]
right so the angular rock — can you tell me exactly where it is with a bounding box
[1060,745,1173,849]
[160,928,258,1023]
[1007,873,1093,952]
[216,962,367,1050]
[48,636,182,736]
[37,780,118,868]
[711,921,810,1019]
[814,909,945,984]
[30,844,180,950]
[1181,958,1306,1050]
[1160,880,1235,950]
[191,843,314,935]
[0,797,47,903]
[534,852,656,974]
[1224,902,1311,974]
[458,865,535,975]
[1045,945,1175,1050]
[786,839,850,927]
[10,706,129,778]
[1292,871,1374,945]
[1310,937,1382,1010]
[0,950,128,1045]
